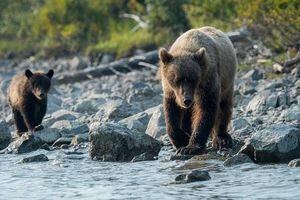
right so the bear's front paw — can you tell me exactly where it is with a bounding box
[176,144,205,155]
[212,133,233,150]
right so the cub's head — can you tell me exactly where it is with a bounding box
[159,48,206,108]
[25,69,54,100]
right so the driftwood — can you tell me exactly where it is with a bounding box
[53,50,159,85]
[54,32,248,85]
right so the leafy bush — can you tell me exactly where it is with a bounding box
[0,0,298,58]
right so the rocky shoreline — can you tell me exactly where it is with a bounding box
[0,36,299,179]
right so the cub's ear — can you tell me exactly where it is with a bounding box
[25,69,33,79]
[194,48,206,63]
[159,48,173,65]
[46,69,54,79]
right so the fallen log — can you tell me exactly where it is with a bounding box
[53,50,159,85]
[54,32,248,85]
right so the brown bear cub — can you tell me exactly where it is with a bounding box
[7,69,54,136]
[159,26,237,155]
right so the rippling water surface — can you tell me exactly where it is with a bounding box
[1,149,300,200]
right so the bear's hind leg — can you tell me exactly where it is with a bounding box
[13,109,28,136]
[212,97,233,150]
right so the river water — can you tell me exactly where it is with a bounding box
[1,149,300,200]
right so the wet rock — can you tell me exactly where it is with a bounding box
[224,153,253,166]
[145,105,166,140]
[89,122,162,162]
[175,170,211,184]
[1,134,44,154]
[0,120,11,150]
[131,152,156,162]
[71,133,89,145]
[240,124,300,163]
[18,154,49,163]
[93,100,142,122]
[288,159,300,167]
[69,56,88,70]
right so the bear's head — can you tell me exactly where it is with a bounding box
[159,48,206,108]
[25,69,54,100]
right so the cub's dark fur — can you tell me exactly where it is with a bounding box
[7,69,54,135]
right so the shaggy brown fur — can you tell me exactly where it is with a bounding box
[159,26,237,155]
[7,69,54,136]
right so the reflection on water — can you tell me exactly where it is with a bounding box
[1,149,300,200]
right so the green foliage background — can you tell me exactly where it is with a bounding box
[0,0,299,58]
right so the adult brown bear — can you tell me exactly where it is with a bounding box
[7,69,54,136]
[159,26,237,155]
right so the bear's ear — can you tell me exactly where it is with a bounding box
[194,48,206,63]
[46,69,54,79]
[159,48,173,65]
[25,69,33,79]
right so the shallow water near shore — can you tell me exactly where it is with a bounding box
[1,150,300,200]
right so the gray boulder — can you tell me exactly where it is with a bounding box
[224,153,253,166]
[72,99,106,114]
[119,112,150,133]
[93,100,142,122]
[246,90,283,113]
[89,122,162,162]
[34,128,61,144]
[175,170,211,184]
[240,124,300,163]
[0,121,11,150]
[145,105,166,140]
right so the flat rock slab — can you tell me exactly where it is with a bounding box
[89,122,162,162]
[240,124,300,163]
[18,154,49,163]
